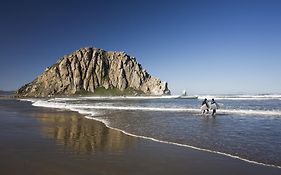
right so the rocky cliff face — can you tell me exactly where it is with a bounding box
[17,47,170,97]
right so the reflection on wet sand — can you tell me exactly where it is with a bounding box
[36,111,135,154]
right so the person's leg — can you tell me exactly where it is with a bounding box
[212,109,216,116]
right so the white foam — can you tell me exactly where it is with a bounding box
[73,105,200,113]
[84,115,110,126]
[47,97,81,102]
[219,109,281,116]
[32,100,68,109]
[198,94,281,101]
[19,98,38,103]
[31,100,104,118]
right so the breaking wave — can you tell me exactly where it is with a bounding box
[30,100,281,116]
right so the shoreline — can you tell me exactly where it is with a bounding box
[28,97,281,168]
[0,98,280,174]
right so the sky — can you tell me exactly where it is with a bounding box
[0,0,281,94]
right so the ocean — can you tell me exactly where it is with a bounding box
[22,94,281,168]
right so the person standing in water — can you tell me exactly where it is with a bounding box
[210,98,219,116]
[201,98,209,114]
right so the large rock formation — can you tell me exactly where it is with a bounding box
[17,47,170,97]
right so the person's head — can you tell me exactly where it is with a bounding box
[212,98,215,101]
[204,98,207,101]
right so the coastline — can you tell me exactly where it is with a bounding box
[0,98,280,175]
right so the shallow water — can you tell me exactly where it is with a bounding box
[27,95,281,167]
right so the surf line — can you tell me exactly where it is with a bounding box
[27,97,281,116]
[85,115,281,170]
[31,100,281,116]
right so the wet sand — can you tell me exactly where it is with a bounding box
[0,99,280,175]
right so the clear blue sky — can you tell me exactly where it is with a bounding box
[0,0,281,94]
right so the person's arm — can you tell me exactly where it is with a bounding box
[215,102,219,109]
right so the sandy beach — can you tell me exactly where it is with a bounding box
[2,1,281,174]
[0,98,280,175]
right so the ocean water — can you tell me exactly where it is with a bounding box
[23,94,281,168]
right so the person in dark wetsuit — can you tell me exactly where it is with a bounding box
[201,98,209,114]
[211,98,218,116]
